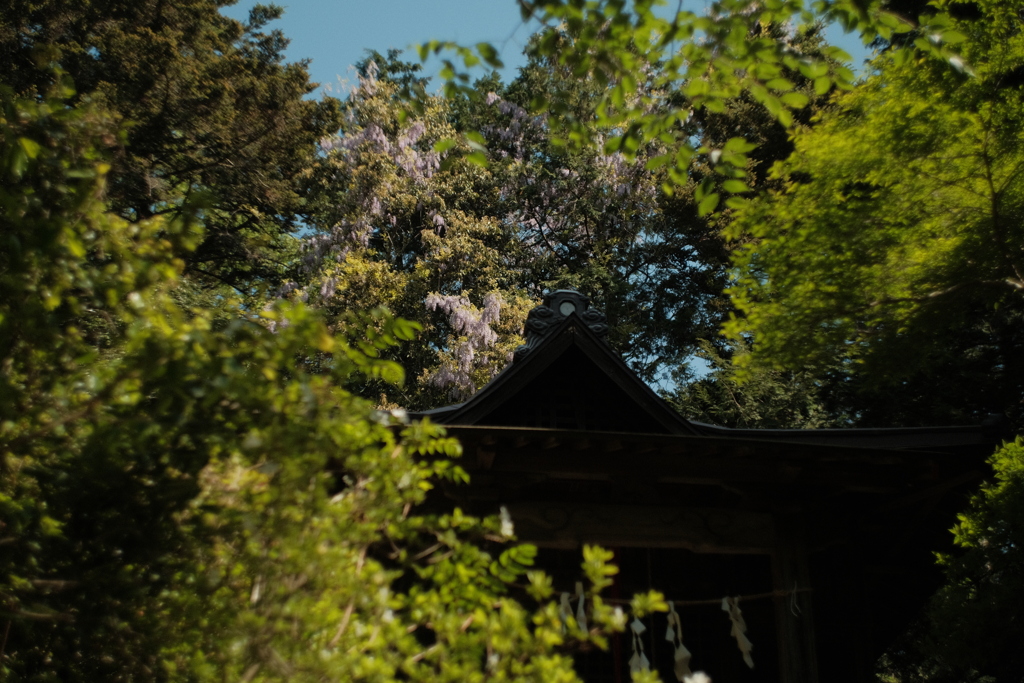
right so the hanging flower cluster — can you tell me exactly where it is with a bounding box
[425,292,503,399]
[304,61,444,275]
[482,92,546,161]
[320,120,439,183]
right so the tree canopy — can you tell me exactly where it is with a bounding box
[0,0,340,291]
[297,30,840,409]
[726,0,1024,428]
[424,0,968,204]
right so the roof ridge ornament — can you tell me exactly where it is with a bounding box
[513,290,608,362]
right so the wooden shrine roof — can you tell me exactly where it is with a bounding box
[417,291,697,435]
[415,290,1000,458]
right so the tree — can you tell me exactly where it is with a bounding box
[877,439,1024,683]
[424,0,967,199]
[667,339,848,429]
[0,0,340,291]
[487,25,842,381]
[300,50,731,403]
[0,84,646,682]
[300,50,695,406]
[725,0,1024,428]
[471,45,697,380]
[301,57,536,409]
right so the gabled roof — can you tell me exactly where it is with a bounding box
[416,290,1002,456]
[418,290,699,435]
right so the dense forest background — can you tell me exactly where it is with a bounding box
[2,0,1023,681]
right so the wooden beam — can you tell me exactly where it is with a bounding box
[504,502,777,553]
[476,447,915,490]
[870,470,984,513]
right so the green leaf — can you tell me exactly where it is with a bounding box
[762,94,782,119]
[835,67,856,88]
[465,130,488,153]
[376,360,406,386]
[18,137,41,159]
[704,98,727,113]
[65,236,86,258]
[822,45,852,63]
[697,192,720,216]
[392,317,422,341]
[645,154,671,171]
[684,78,710,97]
[798,60,829,79]
[724,137,758,154]
[765,78,795,91]
[433,138,458,154]
[10,149,27,179]
[780,92,810,108]
[465,150,488,167]
[476,42,504,67]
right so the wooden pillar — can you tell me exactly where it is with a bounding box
[772,514,818,683]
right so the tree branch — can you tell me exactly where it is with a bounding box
[866,278,1024,309]
[6,608,74,623]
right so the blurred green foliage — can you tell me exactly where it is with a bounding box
[0,83,634,682]
[426,0,966,199]
[727,0,1024,429]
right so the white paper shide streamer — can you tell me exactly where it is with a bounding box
[629,617,651,673]
[665,601,693,681]
[721,596,754,668]
[575,581,588,632]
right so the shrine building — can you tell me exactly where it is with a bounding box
[413,290,1000,683]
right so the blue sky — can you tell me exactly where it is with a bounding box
[221,1,542,94]
[221,0,873,97]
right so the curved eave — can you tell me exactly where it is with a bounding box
[691,421,1002,456]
